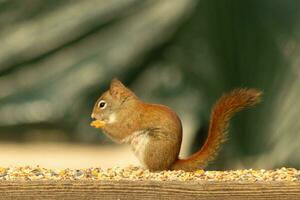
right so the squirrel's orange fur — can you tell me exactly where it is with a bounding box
[91,79,262,171]
[171,89,261,171]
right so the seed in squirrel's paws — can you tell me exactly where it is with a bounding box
[90,120,106,128]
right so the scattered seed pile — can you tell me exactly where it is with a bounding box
[0,166,299,182]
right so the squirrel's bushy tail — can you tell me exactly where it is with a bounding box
[171,89,262,171]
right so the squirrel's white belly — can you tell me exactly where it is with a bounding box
[124,130,150,167]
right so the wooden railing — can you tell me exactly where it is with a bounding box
[1,179,300,199]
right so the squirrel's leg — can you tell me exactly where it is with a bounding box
[141,133,180,171]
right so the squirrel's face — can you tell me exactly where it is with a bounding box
[91,91,116,123]
[91,79,137,125]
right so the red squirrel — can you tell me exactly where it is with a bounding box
[90,79,262,171]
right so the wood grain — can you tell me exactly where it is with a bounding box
[0,180,299,200]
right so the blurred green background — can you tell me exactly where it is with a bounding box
[0,0,300,170]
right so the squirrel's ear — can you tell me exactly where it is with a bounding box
[109,78,136,100]
[110,78,125,90]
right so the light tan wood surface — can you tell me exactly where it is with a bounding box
[0,180,299,200]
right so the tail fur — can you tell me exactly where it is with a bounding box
[171,89,262,171]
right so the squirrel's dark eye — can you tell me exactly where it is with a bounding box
[98,100,106,109]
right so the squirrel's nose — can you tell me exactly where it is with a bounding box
[91,113,96,119]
